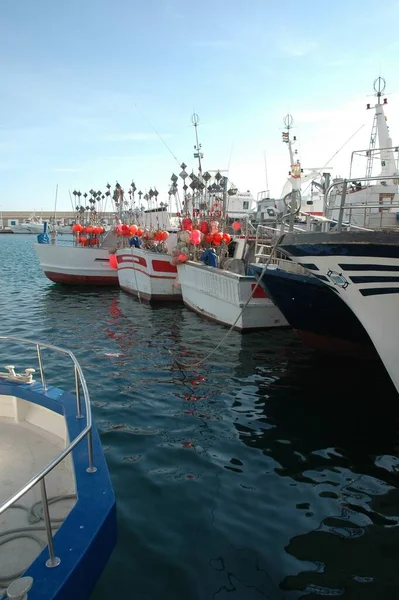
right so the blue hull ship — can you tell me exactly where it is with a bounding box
[249,265,378,360]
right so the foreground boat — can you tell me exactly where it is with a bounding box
[250,262,377,359]
[0,336,116,599]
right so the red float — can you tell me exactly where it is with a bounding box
[199,221,209,234]
[109,254,118,269]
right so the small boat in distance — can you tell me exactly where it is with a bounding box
[0,334,116,599]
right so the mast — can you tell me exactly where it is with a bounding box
[366,77,396,178]
[192,113,203,177]
[282,114,302,226]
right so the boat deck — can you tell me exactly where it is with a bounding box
[0,413,76,594]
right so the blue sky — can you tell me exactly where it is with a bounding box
[1,0,399,212]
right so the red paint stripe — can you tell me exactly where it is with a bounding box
[294,329,378,360]
[117,265,177,279]
[44,271,119,286]
[251,283,268,298]
[152,259,177,273]
[117,254,147,267]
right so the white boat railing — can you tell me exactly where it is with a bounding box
[0,335,96,570]
[323,174,399,232]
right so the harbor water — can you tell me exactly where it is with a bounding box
[1,234,399,599]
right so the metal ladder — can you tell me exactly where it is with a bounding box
[365,114,378,179]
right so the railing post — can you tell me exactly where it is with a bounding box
[36,345,47,391]
[40,478,61,568]
[74,365,83,419]
[337,180,348,231]
[86,429,97,473]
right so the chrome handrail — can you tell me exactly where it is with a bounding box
[323,174,399,231]
[0,335,97,569]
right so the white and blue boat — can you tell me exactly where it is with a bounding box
[0,336,116,600]
[249,262,377,359]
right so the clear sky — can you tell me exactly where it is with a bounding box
[1,0,398,212]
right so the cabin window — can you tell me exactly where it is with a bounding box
[243,201,249,209]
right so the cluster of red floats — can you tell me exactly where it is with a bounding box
[115,224,143,237]
[172,217,241,264]
[115,224,170,242]
[72,223,105,246]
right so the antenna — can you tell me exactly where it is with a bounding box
[283,114,294,130]
[282,114,296,167]
[191,113,203,176]
[374,76,386,101]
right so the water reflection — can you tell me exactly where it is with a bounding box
[12,280,399,599]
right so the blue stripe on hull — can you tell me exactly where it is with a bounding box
[339,264,399,272]
[360,287,399,297]
[281,243,399,259]
[350,276,399,284]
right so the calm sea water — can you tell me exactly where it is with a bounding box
[1,234,399,599]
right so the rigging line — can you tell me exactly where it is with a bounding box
[322,123,365,169]
[299,123,365,198]
[165,232,284,369]
[133,103,182,168]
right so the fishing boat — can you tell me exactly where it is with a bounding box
[34,185,125,286]
[0,335,116,599]
[250,261,377,359]
[116,232,182,302]
[35,227,120,286]
[165,114,288,330]
[10,215,47,235]
[274,79,399,388]
[178,234,288,330]
[9,215,72,235]
[250,79,399,357]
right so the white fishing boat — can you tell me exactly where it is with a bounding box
[34,222,119,286]
[177,236,288,331]
[34,185,126,286]
[9,215,72,235]
[276,77,399,390]
[35,240,119,286]
[116,234,181,302]
[0,335,116,599]
[10,215,46,235]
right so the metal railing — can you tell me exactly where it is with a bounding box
[323,174,399,232]
[0,335,96,570]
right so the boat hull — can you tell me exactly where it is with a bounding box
[250,263,377,359]
[177,261,288,331]
[34,243,119,286]
[279,229,399,390]
[116,248,181,302]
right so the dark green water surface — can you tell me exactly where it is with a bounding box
[1,235,399,599]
